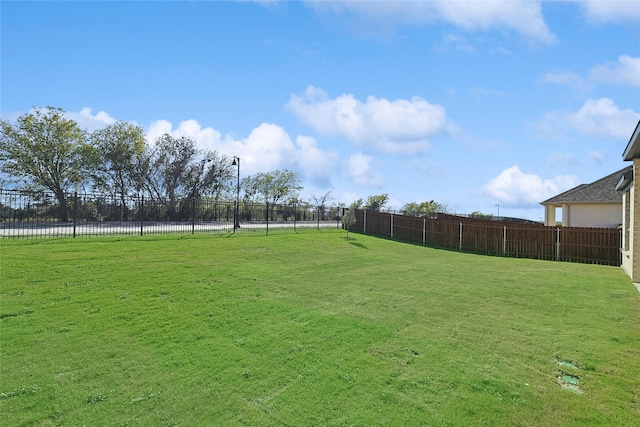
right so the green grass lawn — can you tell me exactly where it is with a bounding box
[1,229,639,426]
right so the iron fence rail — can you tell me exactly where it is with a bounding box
[0,190,341,239]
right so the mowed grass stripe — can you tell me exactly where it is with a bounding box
[1,229,638,426]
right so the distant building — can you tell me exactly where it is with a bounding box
[541,166,631,228]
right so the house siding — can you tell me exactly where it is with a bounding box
[621,158,640,282]
[563,203,622,228]
[632,159,640,282]
[545,202,621,228]
[619,120,640,283]
[621,187,633,278]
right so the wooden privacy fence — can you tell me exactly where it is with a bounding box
[350,210,620,266]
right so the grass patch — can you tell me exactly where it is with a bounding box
[1,229,639,425]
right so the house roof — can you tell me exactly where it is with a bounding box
[622,119,640,161]
[541,166,633,205]
[615,169,633,192]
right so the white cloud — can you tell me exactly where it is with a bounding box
[294,135,339,185]
[485,165,578,207]
[241,123,297,173]
[577,0,640,24]
[305,0,556,44]
[346,151,383,187]
[589,55,640,87]
[563,98,639,140]
[541,71,592,92]
[144,117,338,182]
[436,33,475,52]
[286,85,454,154]
[542,56,639,92]
[147,119,224,151]
[435,0,556,43]
[538,98,640,141]
[147,119,175,143]
[65,107,117,132]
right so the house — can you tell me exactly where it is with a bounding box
[541,166,631,228]
[616,120,640,283]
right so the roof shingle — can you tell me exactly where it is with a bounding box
[541,166,632,205]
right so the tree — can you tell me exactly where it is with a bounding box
[137,134,233,219]
[90,121,146,220]
[188,150,235,200]
[0,106,95,222]
[311,190,333,229]
[247,169,302,219]
[351,198,364,209]
[364,194,389,211]
[239,174,260,220]
[469,211,494,220]
[342,202,357,238]
[401,200,449,218]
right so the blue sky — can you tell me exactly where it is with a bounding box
[2,1,639,220]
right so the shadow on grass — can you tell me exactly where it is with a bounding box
[342,236,367,249]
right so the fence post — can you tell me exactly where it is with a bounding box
[619,226,622,266]
[390,213,394,239]
[459,222,463,251]
[73,192,78,238]
[556,227,561,261]
[192,198,196,234]
[363,209,367,234]
[423,218,426,245]
[266,201,269,236]
[140,194,144,237]
[503,226,507,256]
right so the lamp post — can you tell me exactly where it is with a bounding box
[231,156,240,231]
[495,203,500,219]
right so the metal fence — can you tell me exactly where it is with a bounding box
[349,209,621,266]
[0,190,342,239]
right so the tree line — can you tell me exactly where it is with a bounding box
[0,107,306,222]
[350,194,450,217]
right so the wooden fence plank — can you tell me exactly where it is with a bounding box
[349,210,619,266]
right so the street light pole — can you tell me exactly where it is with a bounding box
[232,156,240,231]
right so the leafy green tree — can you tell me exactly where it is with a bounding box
[343,202,358,237]
[189,150,235,200]
[298,199,314,221]
[364,194,389,211]
[246,169,302,218]
[90,121,146,220]
[239,174,260,220]
[401,200,449,218]
[138,134,233,219]
[0,106,96,221]
[469,211,494,220]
